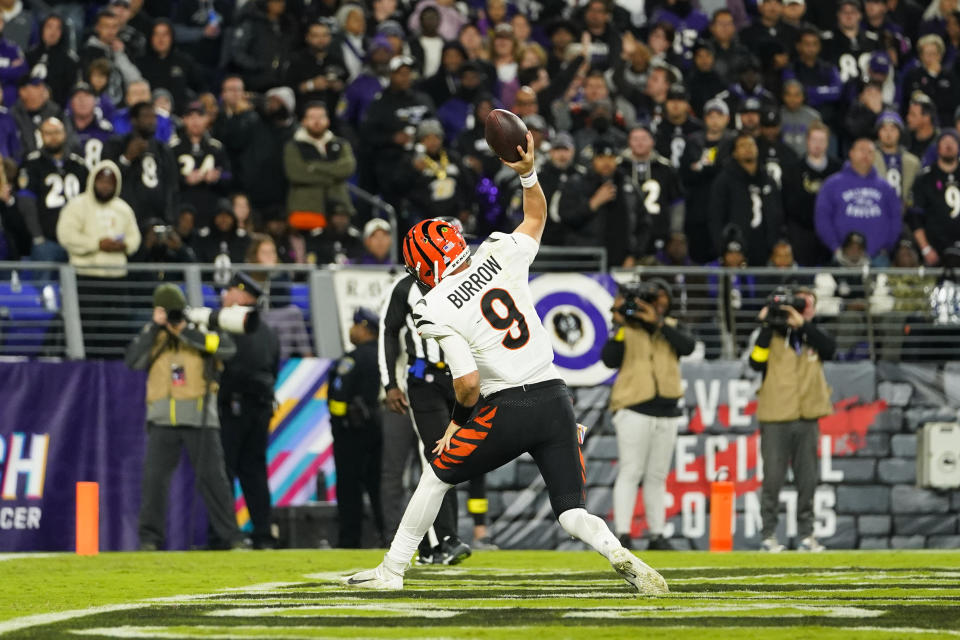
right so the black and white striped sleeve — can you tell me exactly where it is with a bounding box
[411,297,444,339]
[378,275,413,391]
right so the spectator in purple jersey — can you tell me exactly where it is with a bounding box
[0,17,28,109]
[783,28,843,128]
[111,80,174,143]
[66,82,115,171]
[815,137,902,265]
[648,0,710,67]
[0,103,19,159]
[336,37,394,140]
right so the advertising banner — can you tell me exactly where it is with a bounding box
[0,361,147,551]
[0,359,334,552]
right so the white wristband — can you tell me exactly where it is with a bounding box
[519,169,538,189]
[922,245,933,256]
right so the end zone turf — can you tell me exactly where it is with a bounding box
[2,550,959,638]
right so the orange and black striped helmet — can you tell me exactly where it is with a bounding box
[402,218,469,288]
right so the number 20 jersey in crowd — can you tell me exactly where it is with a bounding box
[412,231,558,398]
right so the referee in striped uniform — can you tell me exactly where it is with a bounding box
[379,266,493,563]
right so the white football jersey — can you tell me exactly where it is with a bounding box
[413,231,559,396]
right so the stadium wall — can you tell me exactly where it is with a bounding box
[1,358,958,551]
[478,360,960,551]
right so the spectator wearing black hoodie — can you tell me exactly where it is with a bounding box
[305,201,363,265]
[687,40,726,118]
[171,0,234,83]
[418,42,467,109]
[136,20,206,116]
[195,198,251,263]
[27,14,79,109]
[12,74,64,159]
[709,132,785,266]
[104,101,178,225]
[239,87,297,215]
[286,20,348,119]
[230,0,296,92]
[363,55,435,203]
[436,60,485,144]
[680,98,735,263]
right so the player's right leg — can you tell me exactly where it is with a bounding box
[526,383,668,595]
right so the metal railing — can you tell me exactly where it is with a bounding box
[347,183,399,265]
[615,265,954,362]
[534,246,607,272]
[1,261,958,362]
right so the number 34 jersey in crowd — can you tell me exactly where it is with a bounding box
[412,231,558,397]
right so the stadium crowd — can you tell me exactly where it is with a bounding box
[0,0,959,273]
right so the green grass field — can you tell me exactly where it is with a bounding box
[2,550,960,639]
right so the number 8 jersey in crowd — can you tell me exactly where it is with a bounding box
[411,231,559,398]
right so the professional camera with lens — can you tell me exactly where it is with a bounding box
[766,287,807,331]
[614,281,662,324]
[184,306,259,334]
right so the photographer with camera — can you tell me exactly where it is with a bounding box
[216,273,280,549]
[125,283,243,551]
[750,286,835,553]
[603,279,695,550]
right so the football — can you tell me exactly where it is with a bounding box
[485,108,528,163]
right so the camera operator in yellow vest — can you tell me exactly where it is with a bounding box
[603,279,695,551]
[750,285,835,554]
[125,283,242,551]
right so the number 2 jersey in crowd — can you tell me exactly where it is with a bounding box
[412,231,558,397]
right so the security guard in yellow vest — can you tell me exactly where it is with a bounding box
[125,283,241,551]
[750,286,835,553]
[329,307,386,548]
[602,279,695,551]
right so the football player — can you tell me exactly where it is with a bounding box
[17,117,88,254]
[345,132,668,595]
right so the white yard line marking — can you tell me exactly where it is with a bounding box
[0,553,55,562]
[0,605,143,636]
[205,604,459,619]
[73,627,464,640]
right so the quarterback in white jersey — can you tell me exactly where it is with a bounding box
[345,132,668,595]
[412,230,558,398]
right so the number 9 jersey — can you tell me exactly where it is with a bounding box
[411,231,559,397]
[910,162,960,255]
